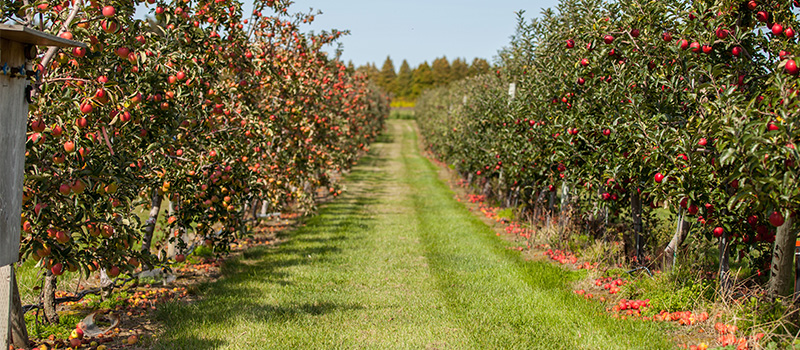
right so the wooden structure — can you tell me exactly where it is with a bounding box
[0,24,84,348]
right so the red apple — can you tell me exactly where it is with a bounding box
[654,172,664,183]
[79,102,93,114]
[732,46,742,56]
[678,39,689,50]
[662,32,672,42]
[175,254,186,263]
[786,27,795,38]
[56,231,70,244]
[108,265,121,277]
[713,227,724,238]
[566,39,574,48]
[59,183,72,196]
[715,28,729,39]
[72,47,86,57]
[51,124,63,137]
[784,59,798,75]
[603,34,614,44]
[698,138,707,146]
[63,140,76,153]
[769,211,785,227]
[51,263,64,276]
[580,58,589,67]
[756,11,769,22]
[630,29,640,38]
[102,6,115,17]
[772,23,784,36]
[747,0,757,10]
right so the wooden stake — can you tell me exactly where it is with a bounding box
[1,265,11,348]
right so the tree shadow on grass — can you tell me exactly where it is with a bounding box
[152,144,390,349]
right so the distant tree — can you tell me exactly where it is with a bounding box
[377,56,397,94]
[394,59,413,100]
[411,61,434,98]
[356,63,379,79]
[468,58,491,76]
[431,56,451,86]
[451,58,469,82]
[347,60,355,72]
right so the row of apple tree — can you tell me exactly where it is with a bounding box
[4,0,387,324]
[417,0,799,298]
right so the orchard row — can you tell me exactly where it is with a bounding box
[417,0,799,297]
[4,0,386,301]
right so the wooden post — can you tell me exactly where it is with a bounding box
[0,24,85,348]
[794,240,800,301]
[0,266,10,346]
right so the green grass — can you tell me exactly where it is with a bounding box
[389,108,415,120]
[152,120,675,349]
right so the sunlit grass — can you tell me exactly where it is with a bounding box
[152,120,674,349]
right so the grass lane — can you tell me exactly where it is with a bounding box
[153,120,673,349]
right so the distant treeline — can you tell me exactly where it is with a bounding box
[352,56,492,104]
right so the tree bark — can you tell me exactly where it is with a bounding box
[547,189,556,229]
[166,197,185,258]
[719,233,732,298]
[250,199,259,220]
[769,214,796,298]
[630,190,644,263]
[42,270,59,324]
[260,199,269,218]
[664,209,691,271]
[558,184,570,228]
[141,189,163,258]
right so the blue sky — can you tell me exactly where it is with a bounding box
[256,1,561,69]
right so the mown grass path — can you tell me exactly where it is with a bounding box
[154,120,674,349]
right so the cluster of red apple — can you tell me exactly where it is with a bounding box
[176,259,221,274]
[467,194,486,204]
[544,249,578,265]
[504,222,533,240]
[610,299,650,318]
[576,261,600,270]
[651,310,709,325]
[594,276,627,294]
[126,287,188,311]
[711,322,763,350]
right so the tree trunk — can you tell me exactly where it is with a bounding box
[9,266,29,348]
[547,190,556,229]
[166,197,186,258]
[42,270,59,324]
[719,232,733,297]
[664,209,691,271]
[99,269,114,300]
[769,213,796,298]
[141,189,163,258]
[260,199,269,218]
[250,199,259,220]
[630,190,644,264]
[497,169,506,205]
[481,179,492,199]
[558,184,570,228]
